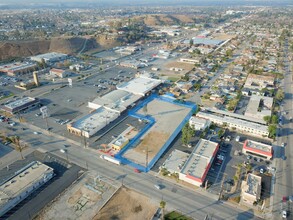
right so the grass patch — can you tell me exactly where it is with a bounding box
[0,92,14,101]
[167,76,180,82]
[165,211,192,220]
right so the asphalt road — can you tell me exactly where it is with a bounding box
[272,40,293,219]
[0,120,263,220]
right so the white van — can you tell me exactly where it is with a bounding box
[154,184,161,190]
[235,136,240,142]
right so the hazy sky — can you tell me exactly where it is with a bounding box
[0,0,290,6]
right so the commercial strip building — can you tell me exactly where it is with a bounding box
[179,57,200,65]
[189,116,211,131]
[244,95,273,121]
[183,37,223,47]
[196,111,269,137]
[0,161,54,217]
[68,76,162,138]
[119,60,146,69]
[241,173,262,206]
[67,107,119,138]
[160,149,190,174]
[0,62,37,76]
[179,139,219,187]
[30,52,67,63]
[49,68,71,78]
[1,97,40,114]
[88,90,141,113]
[108,126,136,151]
[242,140,273,160]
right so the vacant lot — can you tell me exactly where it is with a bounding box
[134,131,169,158]
[124,98,191,164]
[36,173,118,220]
[163,61,194,76]
[94,187,157,220]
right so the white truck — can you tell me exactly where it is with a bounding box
[100,155,121,165]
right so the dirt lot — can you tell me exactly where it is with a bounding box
[212,33,236,41]
[162,61,194,77]
[94,187,157,220]
[36,173,118,220]
[134,131,169,158]
[124,98,191,164]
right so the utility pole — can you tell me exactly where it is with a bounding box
[83,135,87,148]
[145,145,148,169]
[218,173,227,201]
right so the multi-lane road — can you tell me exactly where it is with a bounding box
[0,119,261,220]
[272,40,293,219]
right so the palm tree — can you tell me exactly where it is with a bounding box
[10,136,24,160]
[160,200,166,219]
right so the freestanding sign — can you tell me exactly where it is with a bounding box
[40,106,48,118]
[68,78,73,88]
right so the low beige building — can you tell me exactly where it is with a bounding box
[241,173,261,206]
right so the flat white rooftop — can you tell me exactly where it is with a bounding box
[31,52,67,61]
[4,97,37,110]
[244,140,272,154]
[181,139,218,180]
[245,95,273,118]
[117,76,162,96]
[197,111,268,134]
[162,149,190,173]
[89,90,141,113]
[0,161,54,208]
[204,107,266,125]
[0,62,36,72]
[72,107,119,136]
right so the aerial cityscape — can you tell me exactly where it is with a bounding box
[0,0,292,220]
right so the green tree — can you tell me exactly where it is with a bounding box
[271,115,278,124]
[263,116,271,124]
[10,136,24,159]
[189,39,193,47]
[275,89,284,101]
[160,200,166,219]
[268,124,277,138]
[218,129,225,138]
[181,123,195,145]
[226,49,233,57]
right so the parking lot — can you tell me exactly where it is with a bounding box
[0,150,83,220]
[206,130,273,196]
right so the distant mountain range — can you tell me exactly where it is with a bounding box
[0,0,292,8]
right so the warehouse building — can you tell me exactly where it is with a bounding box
[88,90,141,113]
[2,97,40,114]
[67,107,119,138]
[179,139,219,187]
[0,161,54,217]
[30,52,67,63]
[0,62,37,76]
[117,76,162,96]
[242,140,273,160]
